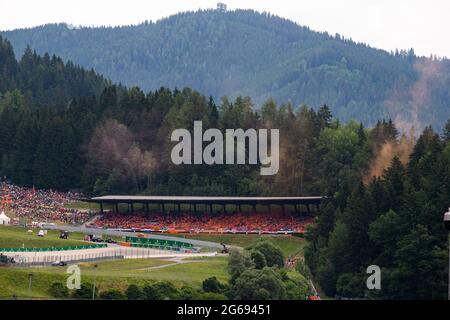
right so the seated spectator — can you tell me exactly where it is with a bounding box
[0,181,90,225]
[88,210,315,234]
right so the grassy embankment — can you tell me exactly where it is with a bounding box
[0,226,308,299]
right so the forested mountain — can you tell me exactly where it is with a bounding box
[0,36,108,108]
[2,9,450,131]
[0,36,109,190]
[0,37,449,299]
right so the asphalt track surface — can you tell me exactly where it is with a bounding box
[42,223,223,249]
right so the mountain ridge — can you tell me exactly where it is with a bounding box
[2,9,450,131]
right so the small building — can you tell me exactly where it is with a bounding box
[0,211,11,225]
[217,2,227,12]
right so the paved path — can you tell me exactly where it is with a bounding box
[309,279,320,299]
[139,257,206,270]
[80,215,101,228]
[141,260,202,270]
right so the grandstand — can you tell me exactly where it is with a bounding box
[86,195,324,214]
[85,195,325,234]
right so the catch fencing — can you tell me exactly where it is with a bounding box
[2,246,208,267]
[0,244,107,252]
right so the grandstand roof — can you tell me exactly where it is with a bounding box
[86,195,325,205]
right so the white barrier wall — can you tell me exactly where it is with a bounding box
[1,246,217,265]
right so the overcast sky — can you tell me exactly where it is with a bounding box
[1,0,449,58]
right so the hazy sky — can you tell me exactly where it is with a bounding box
[1,0,449,57]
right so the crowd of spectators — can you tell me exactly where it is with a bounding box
[0,182,90,225]
[0,181,316,232]
[89,211,315,234]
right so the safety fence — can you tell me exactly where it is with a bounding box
[4,251,124,267]
[128,243,196,252]
[2,246,195,268]
[0,244,107,252]
[125,236,194,249]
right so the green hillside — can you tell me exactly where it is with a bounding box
[0,36,108,109]
[2,9,450,130]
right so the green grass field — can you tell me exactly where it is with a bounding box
[0,226,228,299]
[0,256,229,299]
[167,234,307,257]
[0,225,88,248]
[0,225,127,249]
[1,225,307,256]
[0,226,307,299]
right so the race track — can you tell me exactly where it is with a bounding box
[42,223,223,249]
[2,245,217,265]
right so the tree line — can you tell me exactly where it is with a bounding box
[305,127,450,299]
[0,36,449,299]
[3,10,450,131]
